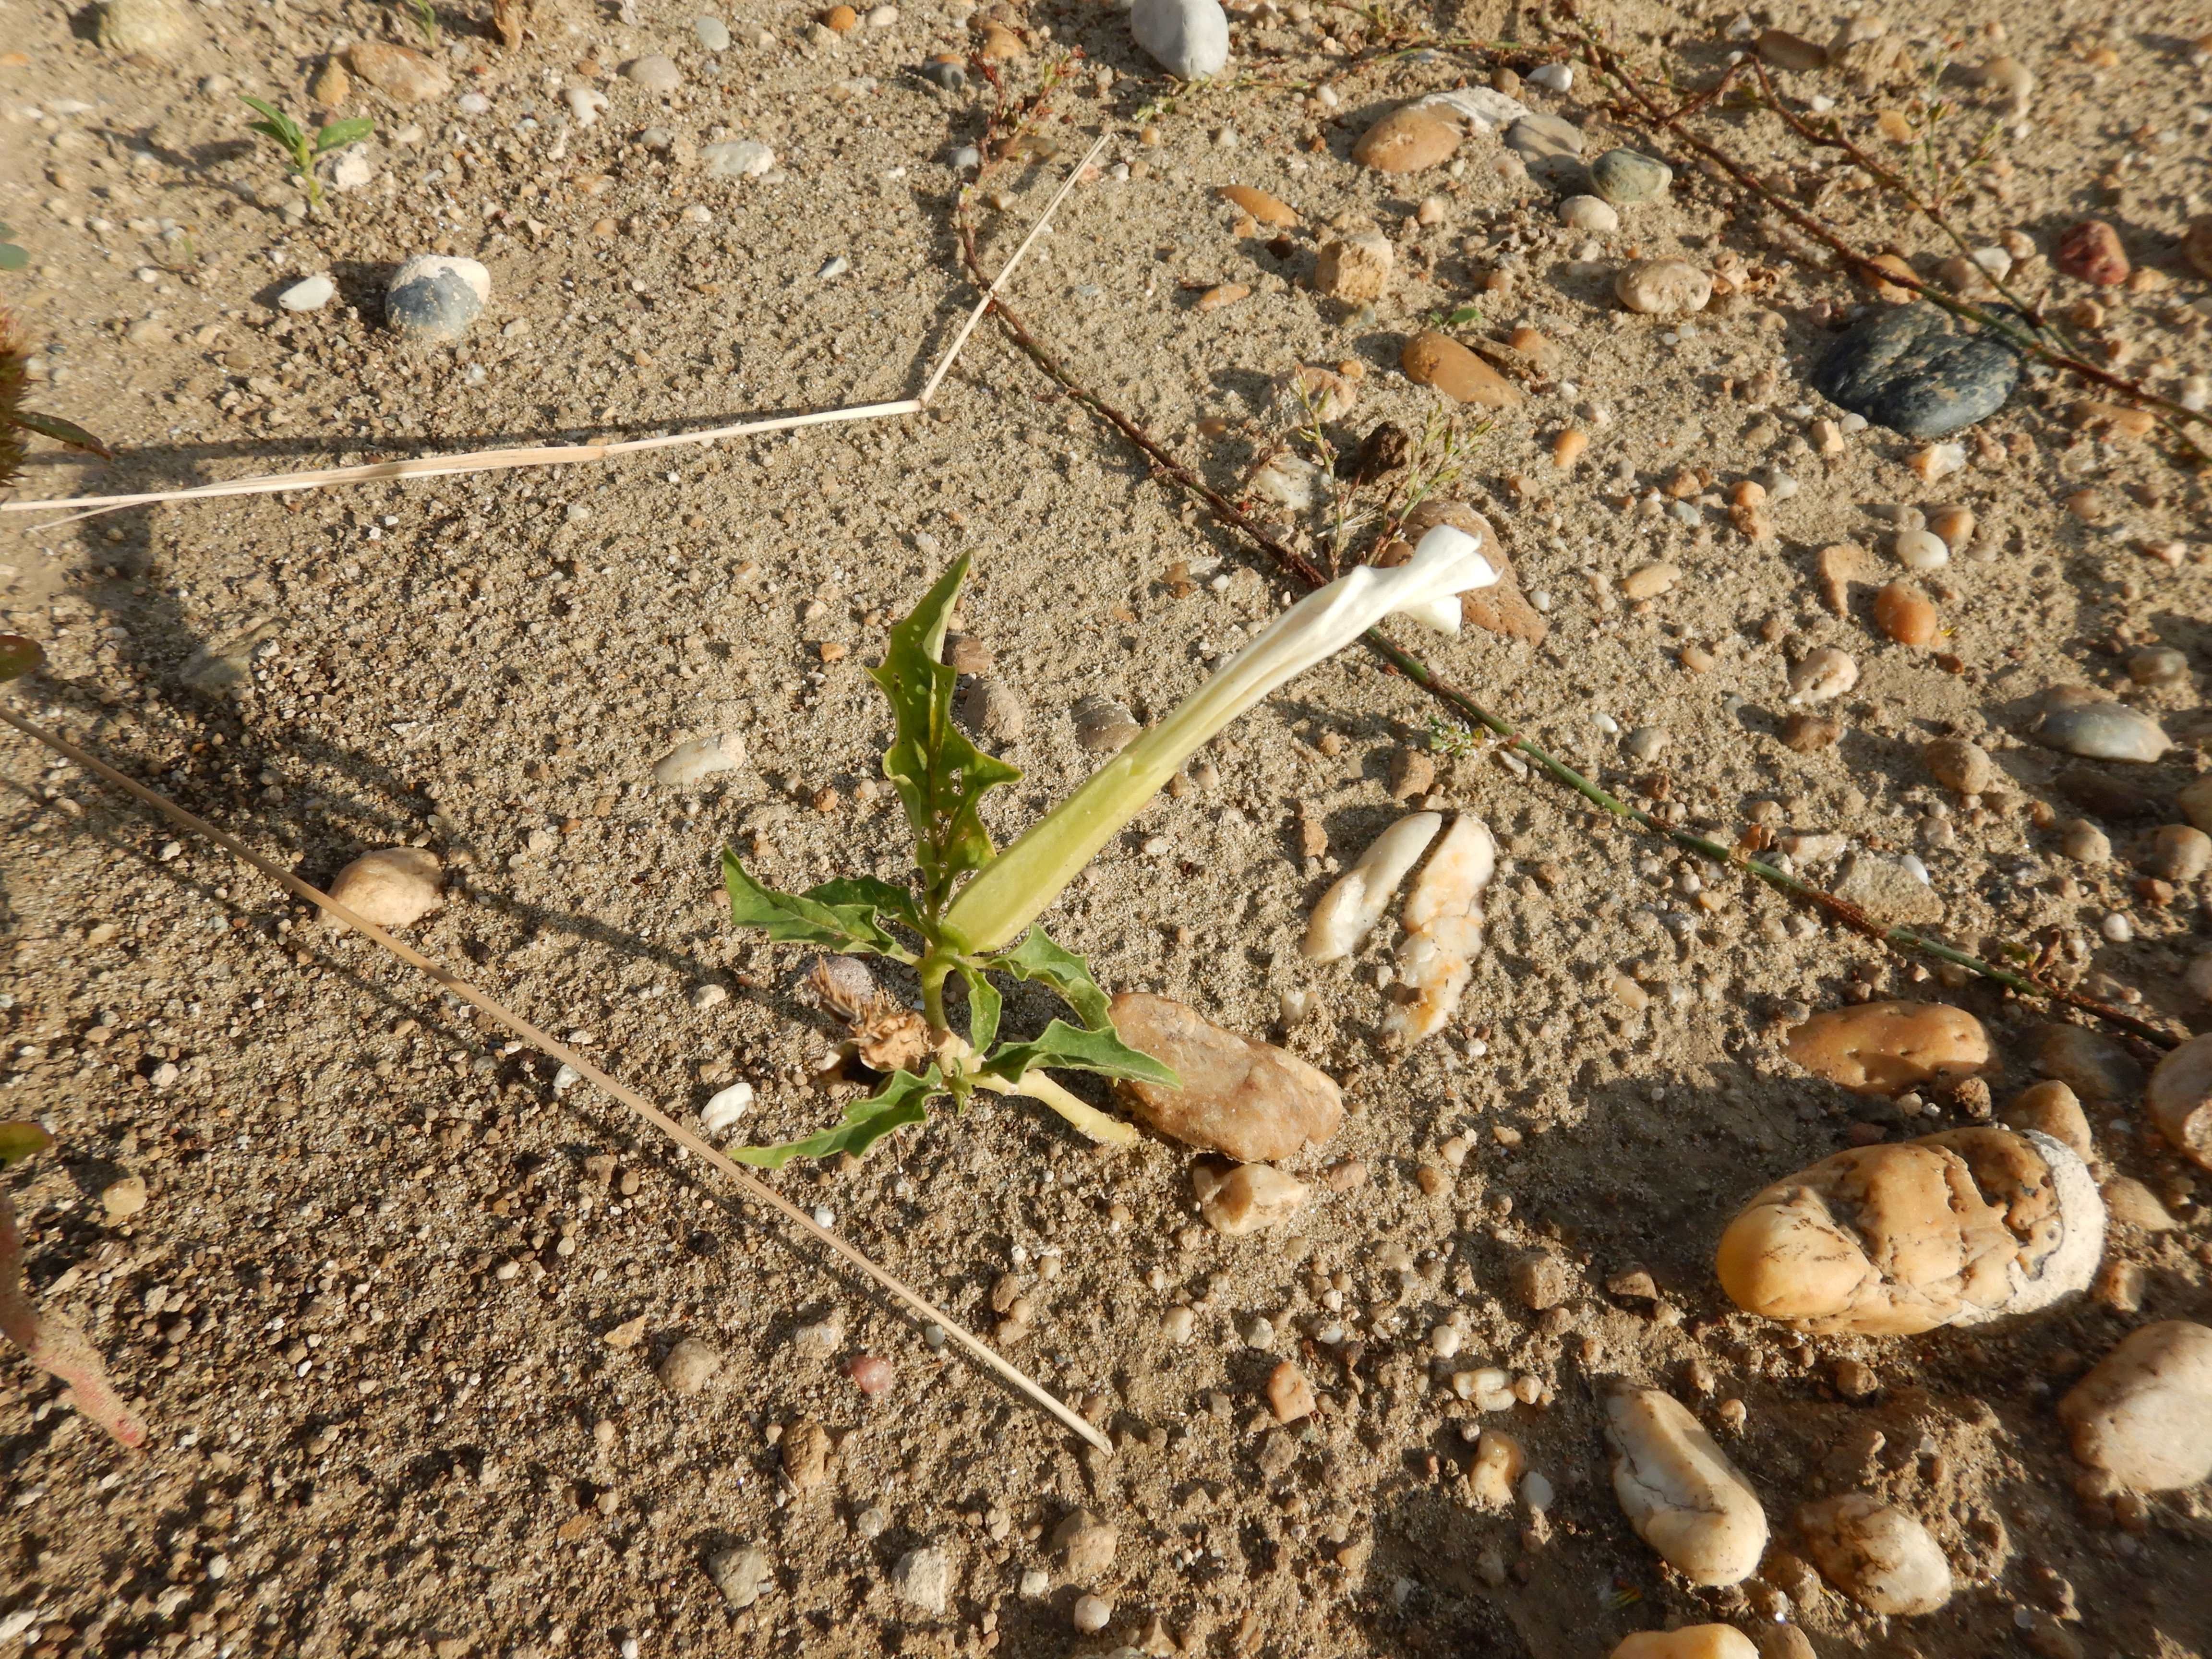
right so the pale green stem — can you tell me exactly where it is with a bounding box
[971,1068,1140,1145]
[938,528,1495,954]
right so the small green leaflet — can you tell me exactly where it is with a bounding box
[984,1018,1178,1090]
[731,1067,939,1168]
[0,1119,53,1169]
[239,95,306,149]
[722,850,917,960]
[870,554,1021,911]
[956,963,1000,1057]
[0,635,44,683]
[12,409,113,459]
[986,927,1112,1029]
[316,117,375,152]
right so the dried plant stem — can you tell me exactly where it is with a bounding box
[2,155,1099,526]
[1,1188,149,1448]
[951,176,2178,1052]
[0,702,1113,1454]
[1562,3,2210,465]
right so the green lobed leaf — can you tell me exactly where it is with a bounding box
[0,635,45,683]
[956,963,1001,1057]
[315,116,375,152]
[722,848,915,959]
[986,926,1112,1029]
[730,1067,940,1167]
[870,555,1022,912]
[239,96,304,146]
[983,1018,1178,1090]
[0,1119,53,1169]
[13,409,114,459]
[805,874,924,941]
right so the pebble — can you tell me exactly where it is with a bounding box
[2103,1176,2176,1232]
[1923,736,1997,795]
[1130,0,1228,78]
[960,678,1024,744]
[2037,697,2171,764]
[625,54,683,92]
[2058,819,2110,866]
[1072,694,1140,753]
[1400,331,1521,408]
[1219,183,1297,227]
[702,140,776,178]
[348,40,452,102]
[1526,61,1570,91]
[1055,1510,1118,1579]
[278,274,336,313]
[1558,195,1618,233]
[1412,85,1530,132]
[2056,220,2128,286]
[1194,1162,1309,1236]
[567,87,609,125]
[1314,231,1394,302]
[1785,645,1857,704]
[2148,823,2211,882]
[1756,25,1827,69]
[848,1354,893,1395]
[1892,527,1948,572]
[1785,999,1988,1097]
[2127,646,2189,687]
[1611,1629,1759,1659]
[1809,302,2021,438]
[97,0,188,58]
[1795,1494,1952,1613]
[1071,1594,1112,1635]
[1467,1429,1523,1507]
[701,1081,753,1134]
[1266,1359,1317,1423]
[1304,811,1441,959]
[822,4,858,29]
[328,847,444,929]
[2001,1080,2092,1164]
[1831,852,1944,926]
[1872,581,1936,646]
[2056,1321,2212,1490]
[695,15,731,49]
[1109,992,1341,1161]
[1588,147,1671,205]
[100,1174,148,1222]
[1352,105,1461,172]
[1622,562,1679,600]
[1502,113,1584,186]
[658,1336,723,1395]
[1512,1250,1569,1310]
[2146,1034,2212,1171]
[2180,777,2212,835]
[1715,1127,2103,1334]
[1602,1383,1768,1586]
[653,732,745,787]
[890,1546,950,1615]
[1613,259,1711,316]
[385,254,489,345]
[706,1545,771,1609]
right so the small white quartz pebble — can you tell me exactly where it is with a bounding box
[701,1081,753,1133]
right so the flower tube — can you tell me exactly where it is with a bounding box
[938,525,1497,955]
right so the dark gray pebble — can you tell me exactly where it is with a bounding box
[1809,302,2021,438]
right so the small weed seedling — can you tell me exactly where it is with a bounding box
[2,311,112,478]
[722,537,1495,1165]
[239,96,373,217]
[404,0,440,51]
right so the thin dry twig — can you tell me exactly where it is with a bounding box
[0,701,1113,1454]
[1,155,1099,527]
[950,134,2179,1051]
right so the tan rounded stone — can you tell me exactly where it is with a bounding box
[1109,992,1342,1162]
[326,847,445,929]
[2056,1321,2212,1491]
[1400,331,1522,408]
[1611,1627,1762,1659]
[1795,1493,1952,1613]
[1265,1359,1317,1424]
[1785,1000,1989,1096]
[1614,259,1713,315]
[2146,1033,2212,1170]
[348,40,454,102]
[1314,232,1394,302]
[1192,1162,1309,1236]
[1218,184,1297,226]
[1873,580,1937,646]
[1603,1383,1768,1586]
[1714,1127,2104,1335]
[2001,1080,2092,1163]
[1351,105,1460,172]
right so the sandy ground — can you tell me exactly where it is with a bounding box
[2,0,2211,1652]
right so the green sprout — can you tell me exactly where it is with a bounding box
[239,96,374,217]
[724,536,1498,1166]
[404,0,440,50]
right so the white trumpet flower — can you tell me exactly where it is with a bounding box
[941,525,1497,955]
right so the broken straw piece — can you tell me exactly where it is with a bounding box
[1385,814,1496,1043]
[1302,812,1443,962]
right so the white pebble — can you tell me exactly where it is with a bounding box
[701,1081,753,1133]
[553,1063,583,1094]
[1161,1306,1196,1342]
[1527,62,1571,91]
[1518,1470,1554,1511]
[1430,1323,1463,1358]
[811,1204,836,1229]
[1893,529,1949,572]
[2102,913,2135,943]
[1072,1594,1112,1634]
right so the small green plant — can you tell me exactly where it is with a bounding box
[722,537,1496,1166]
[404,0,440,50]
[239,95,373,217]
[2,312,112,484]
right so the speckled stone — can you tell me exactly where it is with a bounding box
[2038,702,2170,764]
[1501,113,1585,187]
[1809,302,2021,438]
[1588,147,1671,205]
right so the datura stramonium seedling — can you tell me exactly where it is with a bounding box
[722,526,1497,1166]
